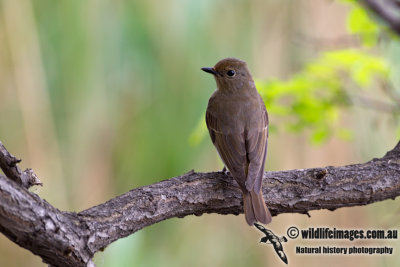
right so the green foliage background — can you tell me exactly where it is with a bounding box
[0,1,399,266]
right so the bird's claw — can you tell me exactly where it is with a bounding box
[221,166,230,175]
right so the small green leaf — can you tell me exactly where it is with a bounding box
[347,7,379,47]
[311,127,330,145]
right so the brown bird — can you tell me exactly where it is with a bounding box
[202,58,272,225]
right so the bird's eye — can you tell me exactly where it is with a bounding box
[226,70,236,77]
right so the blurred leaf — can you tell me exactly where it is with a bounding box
[322,50,389,87]
[311,127,330,145]
[257,49,389,145]
[347,6,379,47]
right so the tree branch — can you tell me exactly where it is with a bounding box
[0,174,94,267]
[1,140,400,266]
[362,0,400,35]
[0,141,42,188]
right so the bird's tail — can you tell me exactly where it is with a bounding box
[243,191,272,225]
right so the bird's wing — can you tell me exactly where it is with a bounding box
[244,100,268,193]
[206,110,247,190]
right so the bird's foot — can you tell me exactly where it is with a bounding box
[221,166,230,175]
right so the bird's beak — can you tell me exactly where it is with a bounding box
[201,67,218,75]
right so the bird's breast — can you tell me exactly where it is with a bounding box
[209,92,263,134]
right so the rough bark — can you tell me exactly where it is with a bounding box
[0,141,42,188]
[0,174,94,267]
[0,140,400,266]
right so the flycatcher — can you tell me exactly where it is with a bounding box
[202,58,272,225]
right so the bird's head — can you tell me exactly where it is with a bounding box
[201,57,254,92]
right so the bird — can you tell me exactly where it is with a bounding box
[201,57,272,225]
[254,223,288,264]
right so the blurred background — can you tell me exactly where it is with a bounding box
[0,0,399,266]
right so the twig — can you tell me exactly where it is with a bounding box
[348,94,400,113]
[362,0,400,35]
[381,80,400,105]
[0,141,41,188]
